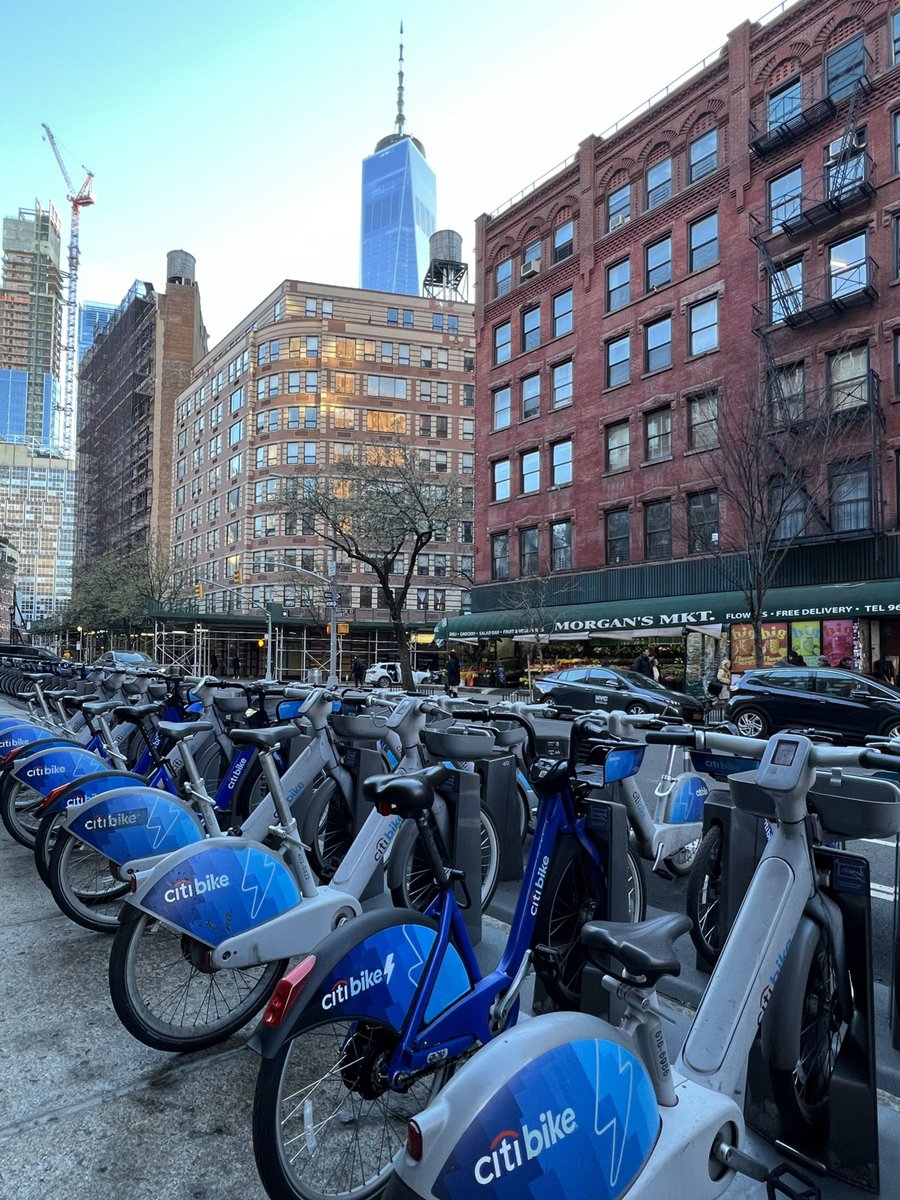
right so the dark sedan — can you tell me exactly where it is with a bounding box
[91,650,160,671]
[532,666,704,722]
[726,667,900,740]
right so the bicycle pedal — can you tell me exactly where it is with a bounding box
[532,943,561,979]
[765,1163,820,1200]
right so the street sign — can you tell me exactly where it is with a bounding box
[323,592,338,605]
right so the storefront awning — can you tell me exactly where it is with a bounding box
[434,579,899,648]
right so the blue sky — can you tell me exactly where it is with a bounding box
[3,0,770,345]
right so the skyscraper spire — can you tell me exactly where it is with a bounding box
[395,22,405,137]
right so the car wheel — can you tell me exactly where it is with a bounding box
[377,675,392,687]
[626,702,648,716]
[882,720,900,740]
[734,707,768,738]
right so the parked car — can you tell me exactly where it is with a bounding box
[726,667,900,740]
[365,661,435,688]
[531,666,704,722]
[0,642,62,665]
[91,650,160,671]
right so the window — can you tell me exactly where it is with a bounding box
[420,346,432,368]
[254,479,277,504]
[420,413,433,437]
[688,491,719,552]
[830,460,871,530]
[771,478,806,540]
[463,383,475,406]
[494,321,511,365]
[518,528,539,575]
[333,406,354,429]
[607,259,630,310]
[770,260,803,324]
[380,341,393,363]
[432,314,442,333]
[333,443,355,464]
[769,167,802,231]
[826,35,865,101]
[461,417,474,440]
[436,349,449,370]
[366,374,406,399]
[491,533,509,580]
[492,386,511,430]
[365,410,406,433]
[522,374,540,419]
[551,360,573,408]
[687,391,719,449]
[460,451,474,474]
[521,450,540,494]
[551,439,573,486]
[303,442,317,465]
[387,307,398,327]
[895,213,900,280]
[606,421,630,472]
[688,297,718,355]
[550,521,572,571]
[768,78,802,130]
[606,509,630,565]
[689,212,718,272]
[826,127,867,197]
[645,316,672,372]
[523,239,541,273]
[896,331,900,396]
[893,10,900,62]
[771,363,805,426]
[645,499,672,560]
[828,232,867,299]
[553,289,573,336]
[645,407,672,462]
[828,344,869,411]
[492,459,511,502]
[607,335,630,387]
[522,305,541,352]
[608,183,630,230]
[228,420,243,446]
[689,129,717,182]
[553,219,574,262]
[495,258,512,297]
[646,157,672,208]
[646,237,672,289]
[322,299,333,318]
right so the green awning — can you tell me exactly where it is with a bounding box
[435,579,899,646]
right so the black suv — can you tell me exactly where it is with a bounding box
[726,667,900,740]
[532,666,704,722]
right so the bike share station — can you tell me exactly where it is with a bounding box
[694,751,900,1194]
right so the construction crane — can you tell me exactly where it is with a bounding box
[41,123,94,455]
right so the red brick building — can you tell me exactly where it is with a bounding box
[444,0,900,680]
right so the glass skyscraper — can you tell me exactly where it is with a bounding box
[78,301,117,363]
[361,134,436,295]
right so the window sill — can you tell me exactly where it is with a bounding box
[685,347,720,363]
[604,466,630,477]
[603,380,631,394]
[641,364,673,381]
[641,456,673,468]
[684,444,718,456]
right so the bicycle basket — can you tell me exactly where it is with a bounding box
[421,725,496,761]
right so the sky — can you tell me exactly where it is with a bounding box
[2,0,781,348]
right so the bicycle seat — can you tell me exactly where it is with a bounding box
[60,693,100,711]
[363,772,438,816]
[156,719,214,742]
[581,912,692,985]
[228,723,306,749]
[82,699,126,717]
[114,701,166,722]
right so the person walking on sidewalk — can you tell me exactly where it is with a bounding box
[352,656,365,687]
[445,651,461,698]
[632,648,654,678]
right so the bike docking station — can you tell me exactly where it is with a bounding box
[710,767,892,1193]
[471,719,526,885]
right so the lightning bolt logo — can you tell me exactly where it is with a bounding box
[240,849,277,920]
[383,951,395,985]
[402,926,427,988]
[593,1042,635,1189]
[146,798,187,851]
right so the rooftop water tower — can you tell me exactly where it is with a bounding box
[423,229,468,302]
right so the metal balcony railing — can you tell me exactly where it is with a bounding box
[749,154,875,240]
[752,256,879,332]
[768,370,881,429]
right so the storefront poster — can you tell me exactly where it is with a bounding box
[790,621,820,664]
[730,622,788,670]
[822,619,854,666]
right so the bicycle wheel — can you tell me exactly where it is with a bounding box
[34,809,65,886]
[686,826,723,966]
[532,839,646,1010]
[109,906,288,1052]
[0,777,43,848]
[768,928,848,1139]
[389,807,500,914]
[665,834,701,877]
[300,776,355,880]
[253,1016,446,1200]
[48,829,128,933]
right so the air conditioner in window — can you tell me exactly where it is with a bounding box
[826,131,863,162]
[609,211,630,231]
[521,260,541,280]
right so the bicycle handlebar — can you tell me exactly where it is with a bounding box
[860,748,900,772]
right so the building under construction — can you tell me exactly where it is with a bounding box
[75,251,207,563]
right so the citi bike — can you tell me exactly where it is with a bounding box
[248,715,648,1200]
[383,726,900,1200]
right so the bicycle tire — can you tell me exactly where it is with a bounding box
[47,829,128,933]
[109,906,288,1052]
[0,777,43,848]
[685,826,723,965]
[300,776,354,880]
[34,809,65,886]
[532,838,646,1010]
[388,806,501,914]
[665,834,701,877]
[253,1016,447,1200]
[768,926,848,1139]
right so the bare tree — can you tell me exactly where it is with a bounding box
[280,442,470,689]
[699,375,878,666]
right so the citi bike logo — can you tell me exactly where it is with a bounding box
[758,937,793,1023]
[374,818,401,863]
[163,872,230,904]
[83,808,147,831]
[474,1108,578,1185]
[322,952,395,1010]
[25,763,66,778]
[226,756,247,790]
[530,855,550,916]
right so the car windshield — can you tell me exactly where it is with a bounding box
[619,670,672,693]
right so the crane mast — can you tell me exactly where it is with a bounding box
[41,124,94,455]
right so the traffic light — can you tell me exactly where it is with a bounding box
[234,568,244,585]
[193,583,204,599]
[257,637,266,649]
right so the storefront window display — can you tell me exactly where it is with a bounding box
[730,617,862,671]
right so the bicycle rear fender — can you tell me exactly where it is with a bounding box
[657,773,709,824]
[249,907,471,1059]
[62,786,205,865]
[126,837,302,947]
[0,723,63,758]
[37,769,150,814]
[10,745,108,794]
[389,1012,661,1200]
[1,731,78,766]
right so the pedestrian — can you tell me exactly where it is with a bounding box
[787,650,804,666]
[716,658,732,701]
[352,655,365,686]
[230,653,240,677]
[818,655,831,668]
[632,648,654,678]
[650,650,661,682]
[445,650,461,698]
[838,657,854,670]
[210,651,219,676]
[873,654,896,687]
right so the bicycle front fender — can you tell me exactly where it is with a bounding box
[126,837,302,947]
[37,769,150,815]
[10,745,109,795]
[0,724,64,759]
[63,786,205,865]
[249,907,470,1059]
